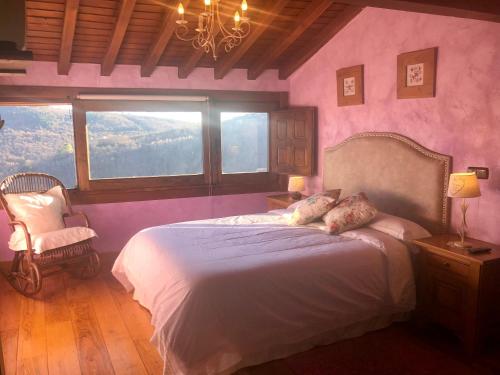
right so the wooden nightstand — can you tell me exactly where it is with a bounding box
[413,234,500,354]
[266,194,303,210]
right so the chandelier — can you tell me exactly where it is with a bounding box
[175,0,250,61]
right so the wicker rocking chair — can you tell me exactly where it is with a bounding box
[0,173,100,296]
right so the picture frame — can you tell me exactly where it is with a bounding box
[336,65,364,106]
[397,47,438,99]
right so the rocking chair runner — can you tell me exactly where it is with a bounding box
[0,173,101,296]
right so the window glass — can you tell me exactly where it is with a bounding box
[0,105,77,187]
[86,111,203,179]
[221,112,269,174]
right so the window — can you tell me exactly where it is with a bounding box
[86,111,204,179]
[0,104,77,187]
[221,112,269,174]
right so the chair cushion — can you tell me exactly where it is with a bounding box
[4,186,67,242]
[9,226,97,254]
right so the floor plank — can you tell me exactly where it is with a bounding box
[46,321,80,375]
[64,274,115,375]
[87,279,148,375]
[16,297,48,375]
[0,329,18,375]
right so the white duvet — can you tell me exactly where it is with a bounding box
[112,213,415,375]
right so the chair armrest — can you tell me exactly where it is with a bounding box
[9,220,34,256]
[63,211,90,228]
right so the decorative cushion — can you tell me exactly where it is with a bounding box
[368,212,431,240]
[4,186,67,241]
[288,189,342,211]
[322,192,378,234]
[287,191,340,225]
[9,226,97,254]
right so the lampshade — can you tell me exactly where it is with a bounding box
[288,176,305,192]
[447,172,481,198]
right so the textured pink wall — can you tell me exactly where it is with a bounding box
[0,62,289,91]
[0,192,274,261]
[289,8,500,243]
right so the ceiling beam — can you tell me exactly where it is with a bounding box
[101,0,136,76]
[214,0,289,80]
[58,0,79,75]
[279,5,363,80]
[247,0,333,80]
[339,0,500,22]
[141,1,191,78]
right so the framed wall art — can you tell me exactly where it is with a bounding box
[397,47,438,99]
[336,65,364,106]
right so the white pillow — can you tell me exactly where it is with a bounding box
[367,212,431,241]
[4,186,67,239]
[9,226,97,253]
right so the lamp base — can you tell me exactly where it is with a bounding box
[447,241,473,249]
[289,192,302,200]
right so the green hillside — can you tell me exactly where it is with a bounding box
[0,106,268,188]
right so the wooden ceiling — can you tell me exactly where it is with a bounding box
[24,0,500,80]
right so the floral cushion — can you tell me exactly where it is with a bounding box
[322,192,378,234]
[287,191,340,225]
[288,189,341,211]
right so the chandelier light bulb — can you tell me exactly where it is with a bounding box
[177,2,184,15]
[241,0,248,12]
[234,11,240,23]
[204,0,211,6]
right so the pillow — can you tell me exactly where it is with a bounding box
[9,226,97,253]
[4,186,67,239]
[322,192,378,234]
[288,189,341,211]
[287,191,340,225]
[368,212,431,240]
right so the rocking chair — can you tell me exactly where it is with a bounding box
[0,173,100,296]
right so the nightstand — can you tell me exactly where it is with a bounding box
[413,234,500,354]
[266,193,303,210]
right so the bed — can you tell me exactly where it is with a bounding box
[112,132,451,375]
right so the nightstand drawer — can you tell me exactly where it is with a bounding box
[427,253,469,278]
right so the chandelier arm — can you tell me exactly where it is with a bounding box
[174,0,251,61]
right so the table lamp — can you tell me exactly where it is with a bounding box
[288,176,305,200]
[447,172,481,248]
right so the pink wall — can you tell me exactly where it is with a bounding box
[0,62,289,91]
[289,8,500,244]
[0,192,275,261]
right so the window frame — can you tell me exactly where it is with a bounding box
[73,99,210,193]
[0,87,288,205]
[0,101,78,189]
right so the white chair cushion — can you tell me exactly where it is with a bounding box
[9,226,97,254]
[4,186,67,242]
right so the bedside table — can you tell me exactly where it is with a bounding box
[413,234,500,354]
[266,194,303,210]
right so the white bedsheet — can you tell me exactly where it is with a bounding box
[112,213,415,374]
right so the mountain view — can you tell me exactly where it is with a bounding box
[0,106,269,189]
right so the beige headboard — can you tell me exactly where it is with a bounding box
[323,132,452,234]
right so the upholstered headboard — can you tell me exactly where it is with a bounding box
[323,132,452,234]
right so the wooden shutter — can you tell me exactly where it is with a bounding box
[269,107,316,176]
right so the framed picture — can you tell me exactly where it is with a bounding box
[336,65,364,106]
[397,47,437,99]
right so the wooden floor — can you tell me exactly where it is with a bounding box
[0,257,163,375]
[2,258,500,375]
